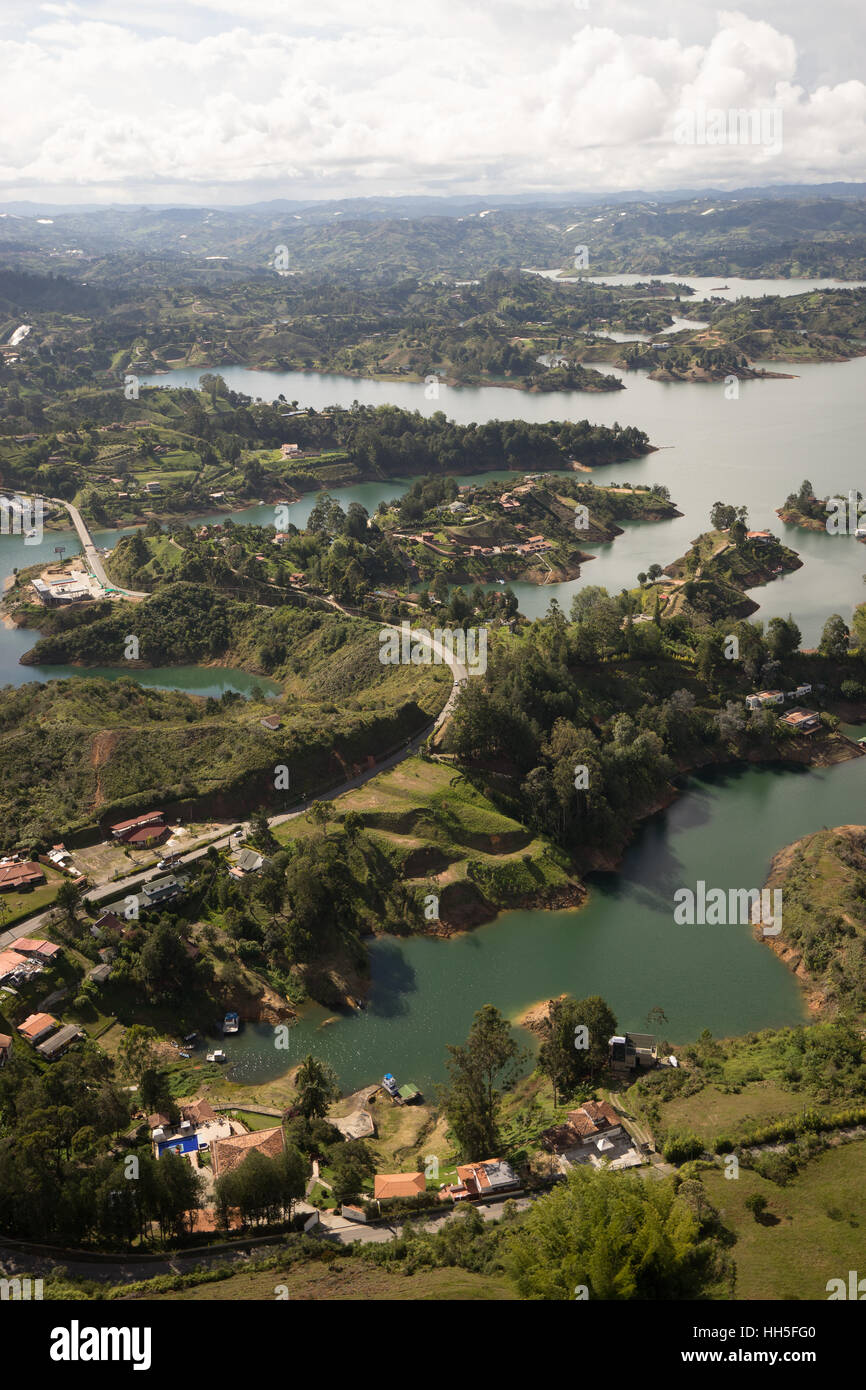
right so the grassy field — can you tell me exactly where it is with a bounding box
[273,756,575,928]
[125,1260,514,1301]
[702,1139,866,1301]
[0,864,65,929]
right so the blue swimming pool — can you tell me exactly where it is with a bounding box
[157,1135,199,1157]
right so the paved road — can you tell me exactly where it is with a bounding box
[42,495,149,599]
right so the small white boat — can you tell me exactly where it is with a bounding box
[24,529,39,539]
[206,1049,227,1063]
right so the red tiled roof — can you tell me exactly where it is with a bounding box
[111,811,165,833]
[17,1012,57,1039]
[11,937,60,957]
[373,1172,426,1200]
[211,1126,285,1178]
[0,862,45,889]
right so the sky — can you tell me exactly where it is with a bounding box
[0,1,864,204]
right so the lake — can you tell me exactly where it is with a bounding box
[143,344,866,647]
[223,753,866,1092]
[2,280,863,1090]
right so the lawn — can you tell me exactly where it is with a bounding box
[128,1261,514,1301]
[0,865,65,930]
[701,1139,866,1301]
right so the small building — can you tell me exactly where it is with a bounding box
[211,1125,286,1179]
[260,715,281,731]
[88,963,112,985]
[17,1012,58,1045]
[608,1032,658,1072]
[0,861,46,892]
[231,849,266,875]
[373,1172,426,1201]
[0,950,30,983]
[110,811,167,844]
[746,529,774,544]
[181,1098,218,1126]
[91,911,127,938]
[36,1023,83,1060]
[140,874,189,909]
[454,1158,519,1198]
[782,707,821,735]
[11,937,61,962]
[745,690,784,710]
[280,443,300,456]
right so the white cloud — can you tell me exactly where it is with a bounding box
[0,6,864,201]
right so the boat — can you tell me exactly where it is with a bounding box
[382,1073,400,1099]
[183,1031,198,1045]
[24,528,39,539]
[710,284,729,291]
[222,1011,240,1034]
[179,1052,190,1059]
[206,1049,226,1063]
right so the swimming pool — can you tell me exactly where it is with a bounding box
[157,1135,199,1157]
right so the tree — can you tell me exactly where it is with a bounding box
[248,807,278,852]
[766,615,801,661]
[745,1193,768,1221]
[295,1054,340,1119]
[117,1025,159,1085]
[55,877,82,926]
[819,613,850,661]
[507,1165,713,1299]
[538,996,584,1104]
[309,801,334,838]
[439,1005,519,1159]
[330,1140,376,1206]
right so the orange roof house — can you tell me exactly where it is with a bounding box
[373,1172,426,1200]
[181,1098,218,1125]
[0,950,29,981]
[0,861,45,891]
[211,1125,286,1179]
[11,937,61,960]
[17,1012,58,1043]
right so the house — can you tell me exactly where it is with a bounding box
[88,963,112,985]
[260,715,281,731]
[0,861,46,892]
[746,529,774,544]
[0,1033,11,1066]
[143,481,162,494]
[0,950,30,983]
[140,874,189,909]
[541,1101,624,1153]
[455,1158,519,1198]
[373,1172,426,1200]
[608,1032,658,1072]
[745,690,785,710]
[110,810,168,845]
[782,707,821,735]
[17,1013,58,1045]
[211,1125,286,1178]
[231,849,266,875]
[91,911,126,938]
[280,443,300,456]
[447,501,467,514]
[181,1098,218,1126]
[11,937,61,962]
[795,683,812,697]
[37,1023,84,1060]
